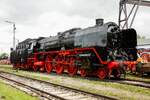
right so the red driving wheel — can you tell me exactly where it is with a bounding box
[55,64,64,74]
[45,56,53,73]
[55,56,64,74]
[67,57,78,76]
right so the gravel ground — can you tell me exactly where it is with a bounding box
[0,72,112,100]
[24,72,150,100]
[0,66,150,100]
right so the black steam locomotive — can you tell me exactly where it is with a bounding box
[10,19,137,79]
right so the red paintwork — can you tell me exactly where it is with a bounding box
[16,47,122,79]
[34,61,45,66]
[79,69,87,77]
[45,56,53,73]
[107,61,119,69]
[97,68,107,79]
[67,57,78,76]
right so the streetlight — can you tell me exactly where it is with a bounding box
[5,20,16,50]
[16,38,19,45]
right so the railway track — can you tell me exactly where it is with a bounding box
[2,68,150,89]
[106,79,150,89]
[30,70,150,89]
[0,71,116,100]
[86,77,150,89]
[46,71,150,89]
[1,67,150,89]
[45,71,150,89]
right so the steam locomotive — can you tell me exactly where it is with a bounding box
[10,19,137,79]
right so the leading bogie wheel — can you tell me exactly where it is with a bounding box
[97,68,107,79]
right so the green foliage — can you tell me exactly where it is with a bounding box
[137,34,146,39]
[0,53,9,60]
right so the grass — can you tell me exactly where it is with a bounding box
[1,64,150,82]
[126,73,150,83]
[0,65,150,100]
[0,79,39,100]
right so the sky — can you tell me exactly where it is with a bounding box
[0,0,150,53]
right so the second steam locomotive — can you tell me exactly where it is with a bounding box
[10,19,137,79]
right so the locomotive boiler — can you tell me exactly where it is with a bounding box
[10,19,137,79]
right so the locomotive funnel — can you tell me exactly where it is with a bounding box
[96,18,104,26]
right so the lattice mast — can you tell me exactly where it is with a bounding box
[119,0,150,29]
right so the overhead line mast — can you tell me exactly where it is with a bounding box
[119,0,150,29]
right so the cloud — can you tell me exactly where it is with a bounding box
[133,11,150,37]
[0,0,149,53]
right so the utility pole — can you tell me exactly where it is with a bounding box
[5,20,16,50]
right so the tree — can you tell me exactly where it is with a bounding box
[137,34,146,39]
[0,53,9,60]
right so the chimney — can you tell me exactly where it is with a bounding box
[96,18,104,26]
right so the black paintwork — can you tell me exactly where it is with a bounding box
[10,21,137,65]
